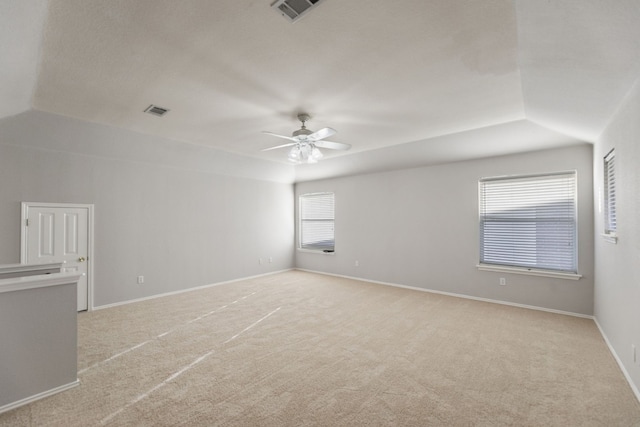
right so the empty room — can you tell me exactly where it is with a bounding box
[1,0,639,425]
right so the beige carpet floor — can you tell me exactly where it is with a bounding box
[1,270,639,426]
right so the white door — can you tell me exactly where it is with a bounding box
[22,203,93,311]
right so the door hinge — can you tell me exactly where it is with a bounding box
[26,218,29,226]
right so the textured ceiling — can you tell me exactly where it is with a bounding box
[0,0,48,118]
[32,0,523,162]
[2,0,640,176]
[517,0,640,141]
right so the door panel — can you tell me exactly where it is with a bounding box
[64,213,78,255]
[38,213,55,257]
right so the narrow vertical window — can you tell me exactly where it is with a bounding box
[603,149,617,236]
[479,171,577,273]
[299,192,335,252]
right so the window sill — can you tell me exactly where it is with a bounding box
[601,233,618,244]
[477,264,582,280]
[297,248,335,255]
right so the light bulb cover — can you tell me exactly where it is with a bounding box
[285,143,323,164]
[311,146,323,160]
[288,146,300,162]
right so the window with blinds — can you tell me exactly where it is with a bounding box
[604,149,617,235]
[299,192,335,251]
[479,171,577,273]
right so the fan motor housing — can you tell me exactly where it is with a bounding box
[293,128,312,138]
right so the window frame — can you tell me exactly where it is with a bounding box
[298,192,335,253]
[477,171,581,280]
[603,149,617,243]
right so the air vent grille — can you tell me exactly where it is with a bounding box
[271,0,323,23]
[144,104,170,117]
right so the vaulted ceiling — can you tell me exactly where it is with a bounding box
[2,0,639,181]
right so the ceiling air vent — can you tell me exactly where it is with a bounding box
[144,104,170,117]
[271,0,323,23]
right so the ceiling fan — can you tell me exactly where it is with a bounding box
[262,113,351,164]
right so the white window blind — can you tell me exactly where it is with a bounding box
[604,149,617,234]
[299,192,335,251]
[479,172,577,273]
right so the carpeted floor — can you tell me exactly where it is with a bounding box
[1,270,639,426]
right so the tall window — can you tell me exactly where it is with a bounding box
[604,149,617,235]
[299,192,335,251]
[479,172,577,273]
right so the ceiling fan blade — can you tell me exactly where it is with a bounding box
[262,131,297,142]
[308,127,336,141]
[314,140,351,151]
[261,142,297,151]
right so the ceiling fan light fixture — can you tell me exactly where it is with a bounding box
[262,112,350,164]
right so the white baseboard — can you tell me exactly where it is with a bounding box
[93,269,293,311]
[593,318,640,404]
[0,379,80,415]
[295,268,594,319]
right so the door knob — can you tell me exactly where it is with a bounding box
[78,257,86,262]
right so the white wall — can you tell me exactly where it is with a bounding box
[0,111,295,307]
[296,144,594,315]
[594,79,640,397]
[0,111,600,318]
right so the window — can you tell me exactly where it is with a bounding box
[479,171,577,274]
[299,192,335,252]
[604,149,617,236]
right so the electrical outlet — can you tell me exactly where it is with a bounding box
[355,260,359,267]
[269,257,273,263]
[137,276,144,284]
[259,258,263,265]
[499,278,506,286]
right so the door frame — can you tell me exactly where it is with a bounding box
[20,202,95,311]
